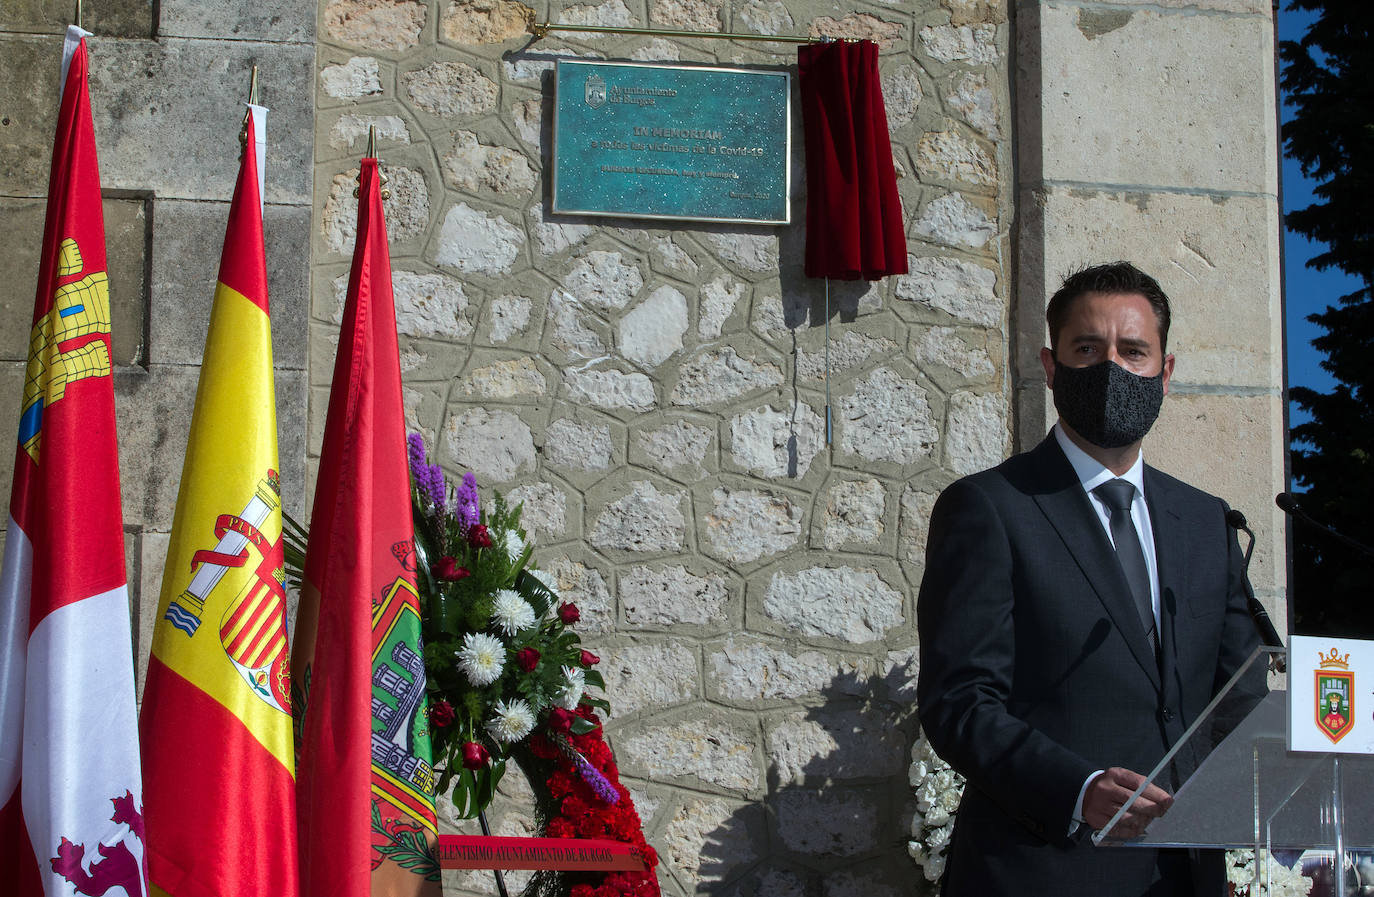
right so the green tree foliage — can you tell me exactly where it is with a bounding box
[1280,1,1374,636]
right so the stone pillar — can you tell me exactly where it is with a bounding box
[0,0,315,696]
[1014,0,1287,613]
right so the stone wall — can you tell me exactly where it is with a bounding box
[313,0,1010,893]
[0,1,315,696]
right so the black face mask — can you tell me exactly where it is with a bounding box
[1051,359,1165,449]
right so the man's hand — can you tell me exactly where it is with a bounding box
[1082,767,1173,839]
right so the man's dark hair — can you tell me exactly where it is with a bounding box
[1046,261,1172,352]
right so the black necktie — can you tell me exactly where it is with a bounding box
[1093,479,1156,649]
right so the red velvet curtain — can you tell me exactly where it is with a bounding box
[798,39,907,280]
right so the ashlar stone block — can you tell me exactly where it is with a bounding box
[619,714,759,792]
[1035,5,1275,192]
[662,798,763,888]
[707,637,850,703]
[632,418,713,482]
[589,480,686,553]
[821,478,886,550]
[440,0,537,45]
[620,285,688,368]
[767,705,907,785]
[763,565,904,643]
[703,485,802,564]
[728,402,824,480]
[773,789,884,857]
[1030,187,1281,387]
[324,0,426,51]
[598,640,698,715]
[838,367,939,465]
[621,563,729,627]
[441,406,536,483]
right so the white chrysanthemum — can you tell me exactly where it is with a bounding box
[491,589,536,635]
[457,632,505,686]
[502,529,527,563]
[529,568,557,593]
[555,665,586,710]
[486,698,535,744]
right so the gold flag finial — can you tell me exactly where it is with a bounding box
[354,127,390,199]
[239,65,260,149]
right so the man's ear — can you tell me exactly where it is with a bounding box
[1161,353,1175,396]
[1040,346,1056,386]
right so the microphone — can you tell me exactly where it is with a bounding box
[1275,492,1374,559]
[1225,508,1286,668]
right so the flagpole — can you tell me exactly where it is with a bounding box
[240,65,259,149]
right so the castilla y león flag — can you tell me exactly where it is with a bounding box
[293,157,440,897]
[138,104,299,897]
[0,26,148,897]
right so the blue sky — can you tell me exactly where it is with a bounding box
[1279,6,1361,429]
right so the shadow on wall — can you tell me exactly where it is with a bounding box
[675,663,932,897]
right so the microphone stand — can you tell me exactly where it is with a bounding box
[1226,509,1286,672]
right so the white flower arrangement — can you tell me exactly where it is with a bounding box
[487,697,536,743]
[502,528,527,564]
[907,728,964,883]
[457,631,505,686]
[556,665,586,711]
[491,588,536,635]
[1226,850,1313,897]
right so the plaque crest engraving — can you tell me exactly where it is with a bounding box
[585,73,606,109]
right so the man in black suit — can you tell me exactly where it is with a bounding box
[916,262,1264,897]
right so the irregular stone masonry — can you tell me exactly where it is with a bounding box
[310,1,1012,893]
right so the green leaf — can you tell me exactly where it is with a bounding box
[569,717,598,735]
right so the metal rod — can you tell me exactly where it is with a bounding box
[240,66,259,149]
[366,125,376,159]
[530,20,821,44]
[477,811,511,897]
[75,0,82,29]
[824,277,832,445]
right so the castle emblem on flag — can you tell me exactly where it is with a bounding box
[163,470,291,713]
[1314,647,1354,743]
[371,576,437,823]
[19,237,112,463]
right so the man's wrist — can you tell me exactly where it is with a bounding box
[1070,769,1105,833]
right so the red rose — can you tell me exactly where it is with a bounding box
[516,647,541,672]
[547,707,575,733]
[461,741,490,770]
[579,649,600,667]
[433,557,470,582]
[557,602,580,625]
[428,699,455,728]
[468,524,493,548]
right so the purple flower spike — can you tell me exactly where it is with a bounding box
[454,471,481,531]
[408,433,448,510]
[573,752,620,805]
[407,433,427,477]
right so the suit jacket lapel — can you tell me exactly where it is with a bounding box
[1146,467,1188,702]
[1028,437,1162,690]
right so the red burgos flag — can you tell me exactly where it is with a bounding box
[139,104,299,897]
[0,26,148,897]
[293,157,440,897]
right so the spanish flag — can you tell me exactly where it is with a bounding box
[0,26,148,897]
[138,104,299,897]
[294,157,439,897]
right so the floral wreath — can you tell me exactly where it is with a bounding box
[409,435,660,896]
